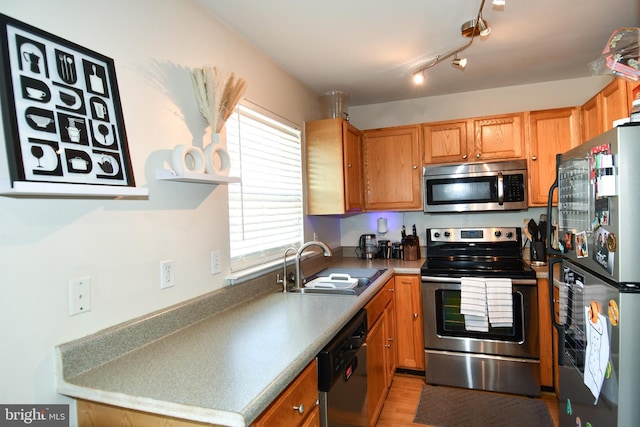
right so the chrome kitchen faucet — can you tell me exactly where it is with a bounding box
[278,241,332,292]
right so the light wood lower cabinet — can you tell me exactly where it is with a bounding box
[252,360,319,427]
[537,278,553,389]
[77,400,220,427]
[365,277,396,427]
[394,275,424,371]
[77,360,318,427]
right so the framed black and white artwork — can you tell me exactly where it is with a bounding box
[0,13,136,189]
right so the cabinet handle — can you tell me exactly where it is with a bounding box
[413,313,419,319]
[476,153,481,158]
[412,165,418,170]
[347,163,352,168]
[385,344,391,348]
[462,154,468,159]
[293,404,305,414]
[387,337,394,342]
[532,156,537,161]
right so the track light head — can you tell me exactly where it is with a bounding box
[451,55,468,69]
[461,17,491,37]
[412,71,425,85]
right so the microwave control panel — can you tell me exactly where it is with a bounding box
[503,174,526,201]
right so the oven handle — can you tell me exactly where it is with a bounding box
[421,276,537,286]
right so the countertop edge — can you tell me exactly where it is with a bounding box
[57,381,246,427]
[55,260,422,426]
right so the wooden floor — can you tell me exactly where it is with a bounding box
[376,374,560,427]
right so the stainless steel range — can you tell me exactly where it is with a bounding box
[421,227,540,396]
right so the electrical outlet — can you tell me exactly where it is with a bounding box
[160,260,175,289]
[211,251,221,275]
[69,277,92,316]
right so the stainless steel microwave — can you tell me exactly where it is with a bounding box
[423,159,528,213]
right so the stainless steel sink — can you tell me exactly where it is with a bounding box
[290,268,387,295]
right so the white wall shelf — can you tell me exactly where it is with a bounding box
[156,168,241,184]
[0,180,149,199]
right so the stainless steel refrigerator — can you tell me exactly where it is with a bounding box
[547,125,640,427]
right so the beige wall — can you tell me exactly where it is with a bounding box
[0,0,325,417]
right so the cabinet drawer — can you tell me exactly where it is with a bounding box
[365,278,394,330]
[252,360,318,427]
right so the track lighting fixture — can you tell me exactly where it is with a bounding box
[492,0,505,6]
[461,17,491,37]
[411,0,498,84]
[451,54,468,69]
[413,71,425,85]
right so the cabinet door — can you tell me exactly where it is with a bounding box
[601,79,631,132]
[252,360,319,427]
[537,278,553,388]
[306,118,362,215]
[581,93,603,142]
[343,121,363,212]
[394,275,424,370]
[367,314,387,426]
[384,294,397,388]
[362,125,422,211]
[422,120,469,163]
[528,108,581,206]
[472,113,525,161]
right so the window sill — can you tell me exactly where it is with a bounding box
[225,251,317,286]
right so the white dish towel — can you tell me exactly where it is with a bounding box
[460,277,488,332]
[486,278,513,327]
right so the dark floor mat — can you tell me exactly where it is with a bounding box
[413,385,554,427]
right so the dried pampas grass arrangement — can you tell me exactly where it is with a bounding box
[191,66,247,134]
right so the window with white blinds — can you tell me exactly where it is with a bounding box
[225,104,303,272]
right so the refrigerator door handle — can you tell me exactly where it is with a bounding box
[546,153,562,257]
[548,256,565,366]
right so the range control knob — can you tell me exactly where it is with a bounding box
[444,231,451,237]
[434,232,441,238]
[494,230,502,237]
[506,231,513,238]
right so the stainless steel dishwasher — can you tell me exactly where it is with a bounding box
[317,309,368,427]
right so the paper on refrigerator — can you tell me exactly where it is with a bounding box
[583,306,610,404]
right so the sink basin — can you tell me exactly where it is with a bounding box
[304,274,359,290]
[290,268,387,295]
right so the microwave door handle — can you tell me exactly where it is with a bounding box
[497,172,504,205]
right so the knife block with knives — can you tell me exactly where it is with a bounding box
[402,224,421,261]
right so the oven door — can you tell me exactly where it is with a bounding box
[422,276,539,359]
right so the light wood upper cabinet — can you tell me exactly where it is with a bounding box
[601,78,632,132]
[527,108,581,206]
[361,125,422,211]
[422,113,525,164]
[306,118,363,214]
[581,92,603,142]
[581,78,636,143]
[422,120,468,163]
[472,113,525,161]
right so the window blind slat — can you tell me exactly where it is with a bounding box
[226,105,303,271]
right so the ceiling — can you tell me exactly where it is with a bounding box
[197,0,640,106]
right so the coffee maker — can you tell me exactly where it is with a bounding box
[358,234,378,259]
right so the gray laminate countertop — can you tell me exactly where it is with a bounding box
[56,258,423,427]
